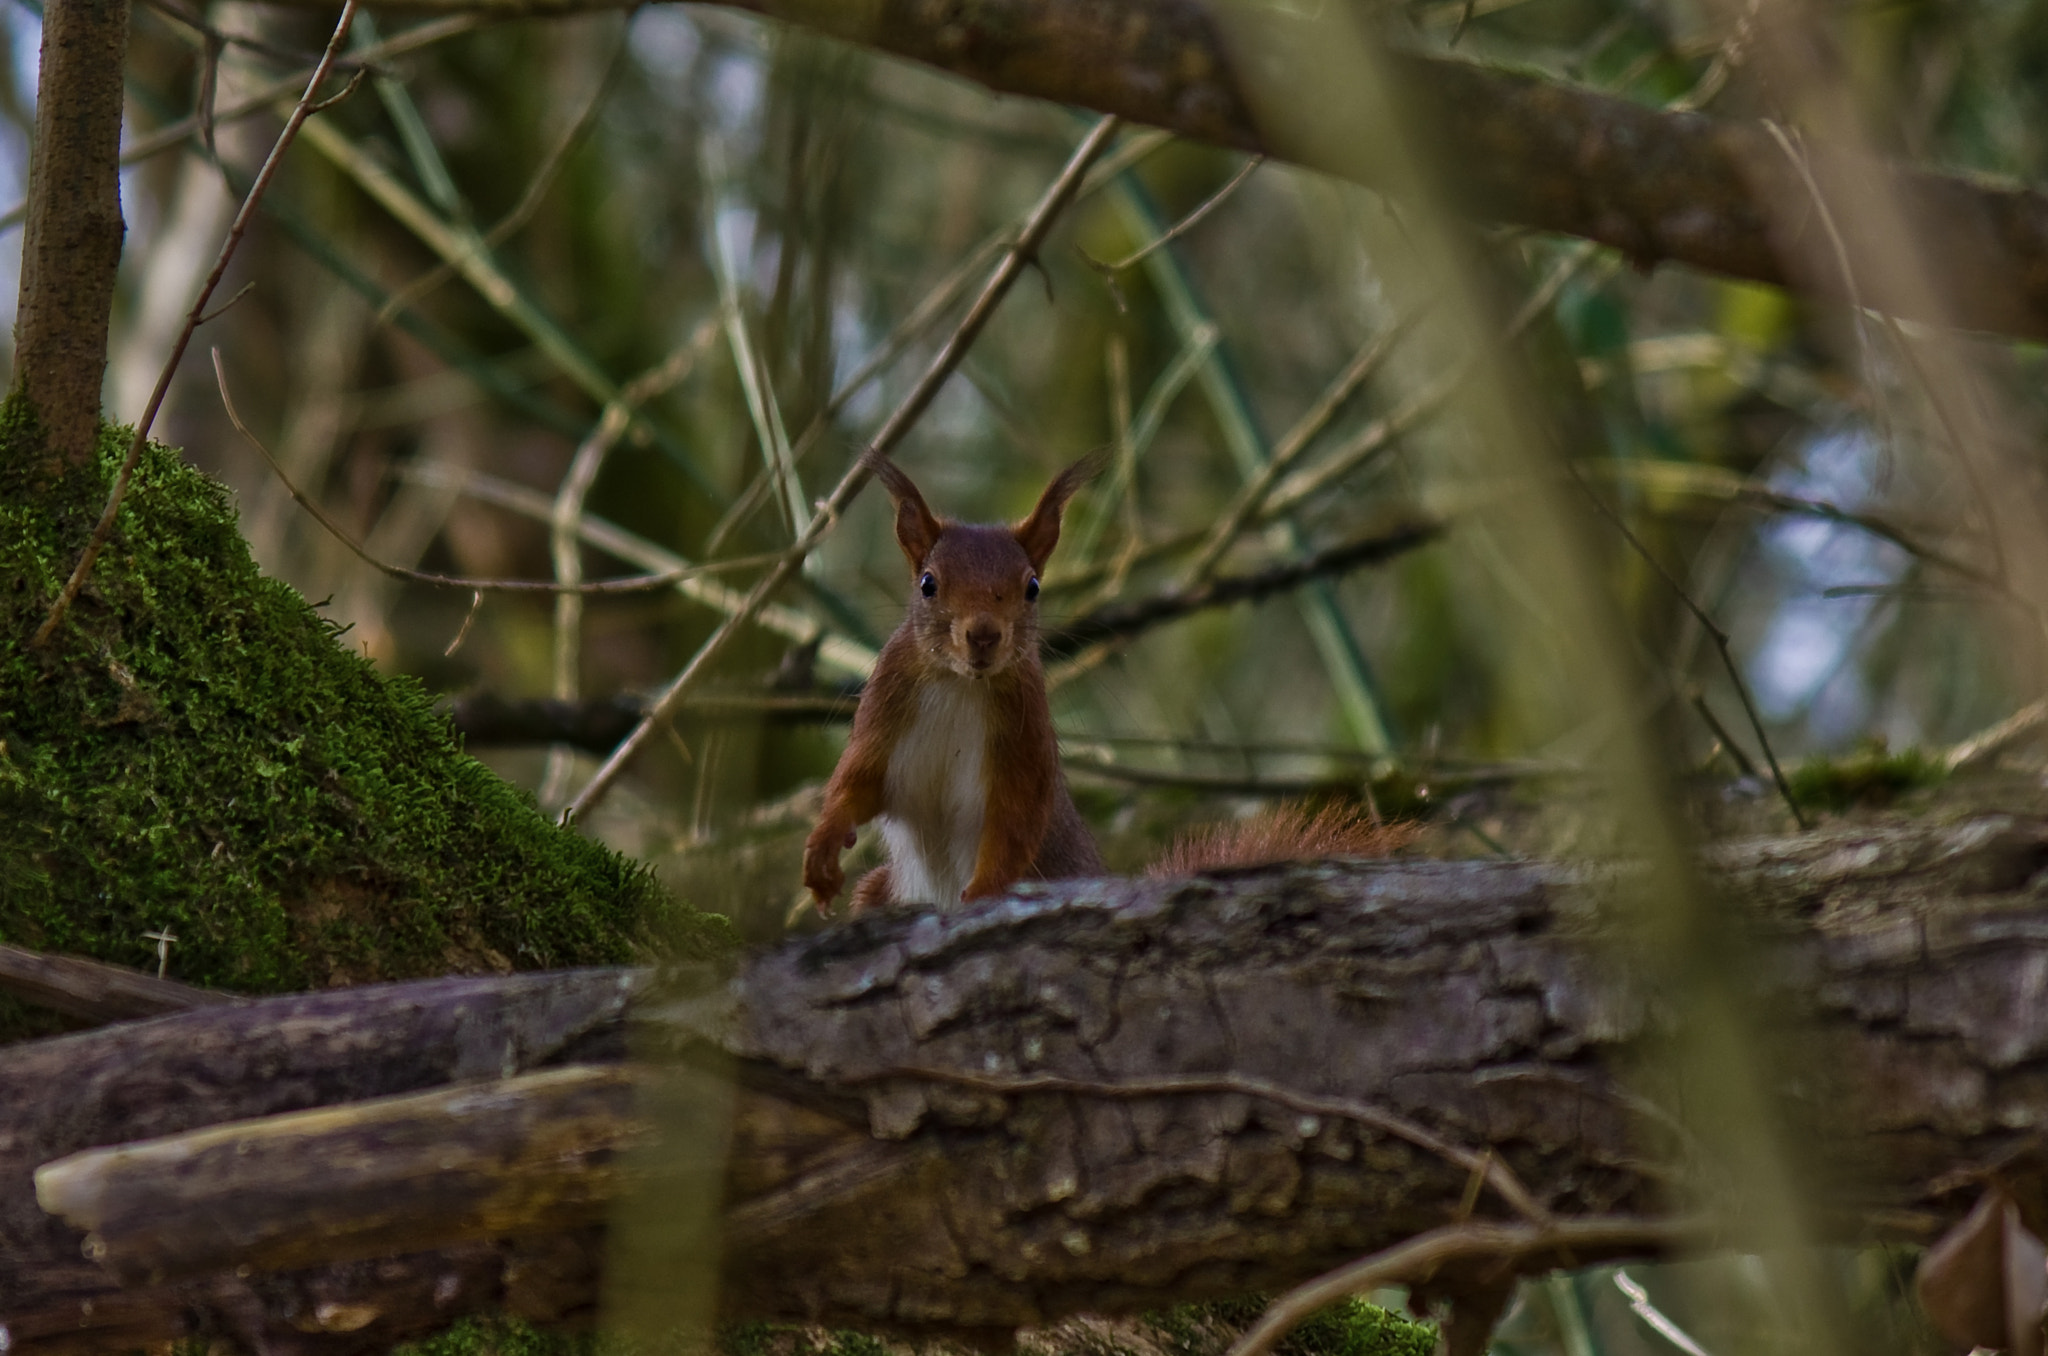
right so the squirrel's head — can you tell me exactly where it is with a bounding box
[867,452,1103,679]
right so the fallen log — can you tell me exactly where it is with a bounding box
[0,943,239,1023]
[6,814,2048,1354]
[34,1065,653,1286]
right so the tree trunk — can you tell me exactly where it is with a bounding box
[5,814,2048,1352]
[11,0,128,478]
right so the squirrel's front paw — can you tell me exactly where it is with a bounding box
[802,830,848,912]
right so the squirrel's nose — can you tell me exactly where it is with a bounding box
[965,620,1002,656]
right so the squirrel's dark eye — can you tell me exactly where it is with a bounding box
[1025,576,1040,602]
[919,572,937,598]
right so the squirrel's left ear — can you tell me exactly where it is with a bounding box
[1013,449,1108,573]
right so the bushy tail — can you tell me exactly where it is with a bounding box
[1147,802,1415,877]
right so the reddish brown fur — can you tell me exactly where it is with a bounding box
[803,454,1104,911]
[805,453,1409,914]
[1147,803,1418,878]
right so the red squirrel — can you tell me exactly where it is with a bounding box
[803,453,1409,913]
[804,452,1105,912]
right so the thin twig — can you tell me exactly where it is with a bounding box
[400,463,878,674]
[216,350,755,595]
[1614,1270,1717,1356]
[710,177,807,536]
[1946,696,2048,773]
[306,67,369,115]
[195,279,257,325]
[1686,688,1760,780]
[294,115,717,493]
[1064,333,1135,573]
[1068,327,1214,605]
[1590,459,1991,586]
[31,0,364,649]
[1080,154,1263,278]
[0,16,484,237]
[1450,0,1479,44]
[542,321,719,807]
[1064,759,1361,797]
[1766,121,2024,629]
[1569,465,1809,828]
[1183,306,1424,585]
[373,21,628,328]
[1045,516,1444,663]
[195,27,222,155]
[1262,243,1609,521]
[1666,0,1759,114]
[443,589,484,658]
[142,0,369,73]
[701,232,1005,556]
[1872,314,2048,645]
[853,1066,1550,1224]
[701,129,1173,557]
[564,115,1125,821]
[1224,1217,1705,1356]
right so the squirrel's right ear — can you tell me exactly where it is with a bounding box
[864,453,943,572]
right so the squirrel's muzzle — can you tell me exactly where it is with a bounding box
[962,618,1005,671]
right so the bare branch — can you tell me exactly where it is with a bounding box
[562,115,1126,820]
[1080,153,1263,278]
[0,14,484,241]
[1567,464,1808,829]
[216,350,771,595]
[1044,516,1444,662]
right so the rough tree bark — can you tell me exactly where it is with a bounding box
[11,0,129,478]
[6,814,2048,1354]
[0,944,242,1023]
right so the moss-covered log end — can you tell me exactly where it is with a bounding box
[0,409,732,1040]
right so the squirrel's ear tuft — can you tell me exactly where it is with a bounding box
[865,453,943,572]
[1013,448,1108,573]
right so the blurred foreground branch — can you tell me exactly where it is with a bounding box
[234,0,2048,339]
[7,815,2048,1352]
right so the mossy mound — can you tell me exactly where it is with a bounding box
[1788,742,1947,814]
[1129,1299,1435,1356]
[0,410,731,1040]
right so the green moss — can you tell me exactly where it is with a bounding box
[396,1315,599,1356]
[378,1301,1433,1356]
[1142,1299,1436,1356]
[1787,742,1947,813]
[0,412,732,1038]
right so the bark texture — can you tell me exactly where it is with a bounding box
[12,0,128,476]
[33,1066,650,1286]
[0,944,240,1023]
[8,816,2048,1353]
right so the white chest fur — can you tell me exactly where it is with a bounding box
[879,678,988,906]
